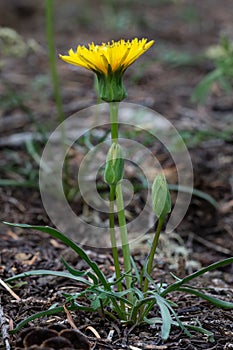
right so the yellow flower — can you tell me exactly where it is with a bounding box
[59,38,154,75]
[59,38,154,102]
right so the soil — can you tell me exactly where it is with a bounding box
[0,1,233,349]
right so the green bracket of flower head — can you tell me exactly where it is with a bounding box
[152,173,171,219]
[97,71,127,102]
[104,143,124,186]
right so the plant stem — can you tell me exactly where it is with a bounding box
[109,186,122,292]
[110,102,119,142]
[109,102,132,303]
[109,185,126,315]
[45,0,69,194]
[143,217,164,294]
[45,0,64,126]
[109,102,120,284]
[116,183,133,300]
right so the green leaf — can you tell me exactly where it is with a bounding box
[144,316,163,325]
[218,75,232,93]
[161,257,233,297]
[5,269,92,286]
[130,256,140,284]
[154,295,172,341]
[61,258,88,276]
[130,296,157,323]
[165,302,192,338]
[191,68,222,104]
[9,303,93,334]
[3,223,109,289]
[0,179,38,188]
[184,324,215,342]
[178,287,233,309]
[168,184,219,208]
[61,257,98,285]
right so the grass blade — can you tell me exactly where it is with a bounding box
[184,324,214,342]
[178,287,233,309]
[5,269,92,286]
[130,256,140,284]
[9,303,93,334]
[3,223,109,289]
[168,184,219,208]
[161,257,233,297]
[61,257,98,284]
[0,179,38,188]
[154,295,172,341]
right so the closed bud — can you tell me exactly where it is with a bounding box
[152,173,171,219]
[104,143,124,186]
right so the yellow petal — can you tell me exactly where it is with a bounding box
[59,38,154,75]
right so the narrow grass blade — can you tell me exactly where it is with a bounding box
[161,257,233,297]
[178,287,233,309]
[5,269,92,286]
[184,324,215,342]
[154,295,172,341]
[168,184,219,208]
[25,138,49,172]
[130,256,140,284]
[191,68,222,103]
[165,302,192,338]
[130,297,156,324]
[0,179,38,188]
[3,223,109,288]
[61,257,98,284]
[9,303,93,334]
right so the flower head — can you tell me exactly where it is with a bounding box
[59,38,154,75]
[59,38,154,102]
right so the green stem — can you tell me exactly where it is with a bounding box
[45,0,64,125]
[110,102,119,142]
[45,0,69,194]
[109,102,132,304]
[109,185,122,292]
[143,217,164,294]
[116,183,132,300]
[109,102,120,285]
[109,185,126,316]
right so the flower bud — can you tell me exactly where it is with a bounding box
[152,173,171,219]
[104,143,124,186]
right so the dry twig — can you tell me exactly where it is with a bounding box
[0,296,11,350]
[0,278,21,301]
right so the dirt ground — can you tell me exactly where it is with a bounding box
[0,1,233,349]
